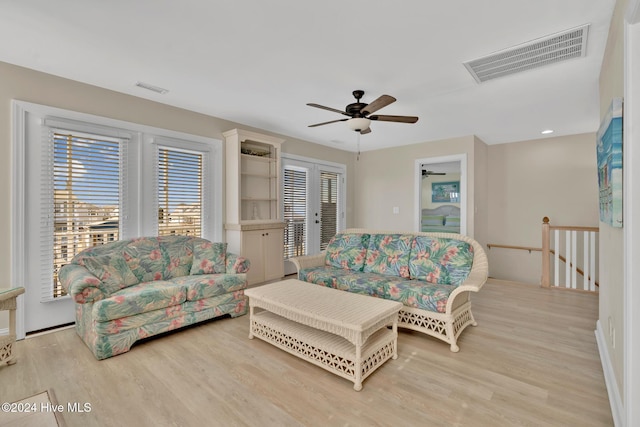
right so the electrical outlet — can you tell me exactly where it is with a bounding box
[393,207,399,214]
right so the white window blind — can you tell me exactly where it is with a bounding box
[157,147,203,237]
[320,171,338,251]
[46,130,123,300]
[283,167,307,259]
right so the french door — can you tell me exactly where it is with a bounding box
[282,156,345,274]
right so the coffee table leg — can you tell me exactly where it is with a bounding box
[392,318,398,360]
[248,304,254,339]
[354,344,363,391]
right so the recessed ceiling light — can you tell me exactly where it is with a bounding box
[541,129,554,134]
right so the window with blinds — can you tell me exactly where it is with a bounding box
[320,171,338,251]
[51,132,122,298]
[283,167,307,259]
[157,147,203,237]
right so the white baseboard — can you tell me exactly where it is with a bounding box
[0,328,7,336]
[595,320,624,426]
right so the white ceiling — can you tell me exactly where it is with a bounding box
[0,1,616,152]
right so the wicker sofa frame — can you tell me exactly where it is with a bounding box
[291,228,489,352]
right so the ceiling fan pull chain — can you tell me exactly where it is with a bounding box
[357,133,361,161]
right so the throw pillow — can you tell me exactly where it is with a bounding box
[79,254,139,295]
[190,239,227,275]
[158,235,195,279]
[445,216,460,228]
[324,233,370,271]
[408,236,474,285]
[362,234,413,278]
[122,238,165,282]
[422,215,445,226]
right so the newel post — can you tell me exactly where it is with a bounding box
[541,217,550,287]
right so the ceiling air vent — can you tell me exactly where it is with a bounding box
[463,24,590,83]
[135,81,169,94]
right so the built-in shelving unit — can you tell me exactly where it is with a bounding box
[223,129,285,285]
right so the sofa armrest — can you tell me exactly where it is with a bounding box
[290,252,326,273]
[226,253,250,274]
[445,241,489,311]
[58,264,107,304]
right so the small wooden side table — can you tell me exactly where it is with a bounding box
[0,287,25,366]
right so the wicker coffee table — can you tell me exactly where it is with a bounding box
[244,279,403,391]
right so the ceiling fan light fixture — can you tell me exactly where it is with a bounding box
[346,117,371,132]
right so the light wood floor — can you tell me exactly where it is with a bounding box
[0,280,613,427]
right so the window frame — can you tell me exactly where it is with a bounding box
[11,100,223,337]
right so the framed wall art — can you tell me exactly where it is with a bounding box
[431,181,460,203]
[596,97,623,227]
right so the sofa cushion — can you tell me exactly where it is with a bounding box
[363,234,413,278]
[171,274,247,301]
[324,233,370,271]
[299,266,366,289]
[182,291,246,314]
[122,238,166,282]
[190,239,227,275]
[93,281,187,322]
[409,236,474,285]
[334,275,455,313]
[78,254,139,295]
[159,235,195,279]
[94,303,186,335]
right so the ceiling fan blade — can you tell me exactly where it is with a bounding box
[307,103,349,116]
[361,95,396,116]
[369,114,419,123]
[308,118,348,127]
[360,127,372,135]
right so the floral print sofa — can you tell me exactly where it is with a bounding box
[59,235,249,360]
[291,229,488,352]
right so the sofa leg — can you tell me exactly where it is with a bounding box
[450,343,460,353]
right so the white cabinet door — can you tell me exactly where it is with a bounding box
[242,230,265,285]
[263,228,284,281]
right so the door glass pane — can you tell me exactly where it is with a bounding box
[283,167,307,258]
[52,132,121,298]
[320,171,338,251]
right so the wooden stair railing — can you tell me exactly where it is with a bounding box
[542,217,599,291]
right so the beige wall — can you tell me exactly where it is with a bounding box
[353,130,598,284]
[486,133,599,284]
[0,61,354,330]
[473,136,489,252]
[352,135,478,235]
[598,0,627,400]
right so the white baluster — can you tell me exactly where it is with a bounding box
[554,230,560,287]
[590,231,597,291]
[565,231,571,288]
[571,230,577,289]
[583,231,589,290]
